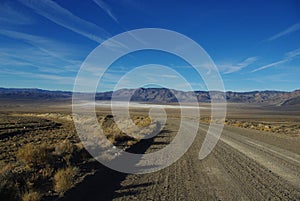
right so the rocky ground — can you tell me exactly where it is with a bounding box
[0,112,159,201]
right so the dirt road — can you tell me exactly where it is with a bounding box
[62,118,300,201]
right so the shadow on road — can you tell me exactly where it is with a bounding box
[55,129,171,201]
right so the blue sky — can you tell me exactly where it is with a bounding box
[0,0,300,92]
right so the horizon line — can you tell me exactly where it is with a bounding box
[0,87,299,94]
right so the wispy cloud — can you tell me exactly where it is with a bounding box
[93,0,118,23]
[18,0,109,43]
[267,22,300,41]
[285,48,300,58]
[0,68,75,84]
[0,3,34,25]
[251,60,288,73]
[252,48,300,73]
[219,57,258,74]
[92,0,149,50]
[0,47,80,74]
[0,29,80,64]
[0,29,83,77]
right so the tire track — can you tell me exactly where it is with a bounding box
[113,120,300,201]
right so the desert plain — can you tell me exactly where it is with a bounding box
[0,100,300,201]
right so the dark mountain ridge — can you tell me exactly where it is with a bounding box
[0,87,299,106]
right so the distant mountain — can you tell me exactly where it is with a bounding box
[1,87,300,106]
[96,88,300,105]
[0,88,72,101]
[225,90,300,105]
[281,95,300,106]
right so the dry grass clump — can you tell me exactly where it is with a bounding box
[200,117,300,136]
[22,191,41,201]
[132,115,152,127]
[54,166,78,196]
[101,115,135,145]
[101,114,161,145]
[200,117,225,124]
[38,167,54,179]
[0,114,88,200]
[1,113,161,200]
[13,140,82,199]
[212,118,300,136]
[0,164,20,201]
[126,140,135,146]
[16,143,52,168]
[54,140,74,156]
[54,140,75,165]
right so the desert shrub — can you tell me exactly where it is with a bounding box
[54,140,75,165]
[54,140,74,156]
[107,135,116,144]
[133,116,151,127]
[127,140,135,146]
[53,166,78,196]
[70,143,93,164]
[17,143,52,168]
[38,167,54,179]
[0,164,20,201]
[114,134,135,143]
[22,191,41,201]
[102,115,116,129]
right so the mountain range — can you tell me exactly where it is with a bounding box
[0,87,300,106]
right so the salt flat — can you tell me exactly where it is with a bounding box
[72,101,209,109]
